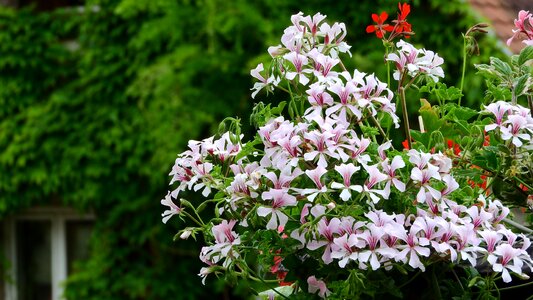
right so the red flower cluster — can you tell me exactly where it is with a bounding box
[366,3,413,40]
[366,12,394,39]
[395,3,412,34]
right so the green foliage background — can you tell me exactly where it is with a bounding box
[0,0,507,298]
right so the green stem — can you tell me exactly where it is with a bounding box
[398,270,421,288]
[513,176,533,191]
[368,112,391,144]
[399,87,412,149]
[385,46,391,89]
[459,34,467,106]
[276,85,290,94]
[450,266,464,291]
[182,211,205,227]
[493,279,533,291]
[244,264,291,299]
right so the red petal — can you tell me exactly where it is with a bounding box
[399,3,411,19]
[379,11,389,23]
[384,25,394,32]
[366,25,376,33]
[371,13,379,23]
[403,4,411,16]
[376,30,384,38]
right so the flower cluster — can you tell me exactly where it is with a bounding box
[162,9,533,299]
[387,40,445,83]
[295,197,531,284]
[484,101,533,148]
[366,3,413,40]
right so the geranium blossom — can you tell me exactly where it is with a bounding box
[331,163,362,201]
[366,12,394,39]
[507,10,533,46]
[307,276,331,299]
[387,40,445,82]
[163,10,533,298]
[251,63,280,98]
[257,189,297,230]
[395,3,412,35]
[160,192,182,224]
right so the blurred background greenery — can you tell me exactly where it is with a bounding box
[0,0,512,298]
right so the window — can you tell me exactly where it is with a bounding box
[2,207,94,300]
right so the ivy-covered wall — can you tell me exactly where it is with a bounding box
[0,0,506,298]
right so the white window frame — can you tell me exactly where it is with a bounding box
[3,207,94,300]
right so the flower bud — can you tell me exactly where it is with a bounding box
[180,229,192,240]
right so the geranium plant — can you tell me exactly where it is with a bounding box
[161,4,533,299]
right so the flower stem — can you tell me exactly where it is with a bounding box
[399,87,412,149]
[385,45,391,89]
[502,217,533,234]
[398,270,421,288]
[182,211,205,227]
[368,112,390,144]
[450,266,464,291]
[459,34,467,106]
[491,280,533,292]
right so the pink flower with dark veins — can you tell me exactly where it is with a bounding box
[257,189,297,230]
[361,164,388,203]
[395,226,430,271]
[330,233,364,268]
[297,166,329,202]
[484,101,512,132]
[507,10,533,46]
[381,155,406,198]
[410,163,441,203]
[307,217,342,264]
[500,115,531,147]
[331,163,362,201]
[250,63,280,98]
[283,51,310,85]
[307,275,332,299]
[161,192,182,224]
[487,244,525,283]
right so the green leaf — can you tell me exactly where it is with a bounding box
[435,83,462,101]
[454,169,481,178]
[419,98,444,132]
[513,74,530,96]
[429,130,445,152]
[518,45,533,65]
[490,57,512,76]
[360,124,379,137]
[410,130,431,149]
[475,63,499,80]
[485,80,512,101]
[448,106,478,121]
[471,148,499,171]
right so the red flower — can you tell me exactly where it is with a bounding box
[483,133,490,146]
[366,12,394,39]
[270,251,293,286]
[402,139,410,150]
[446,139,461,156]
[395,3,412,36]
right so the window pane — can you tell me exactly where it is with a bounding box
[16,220,52,300]
[66,221,93,274]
